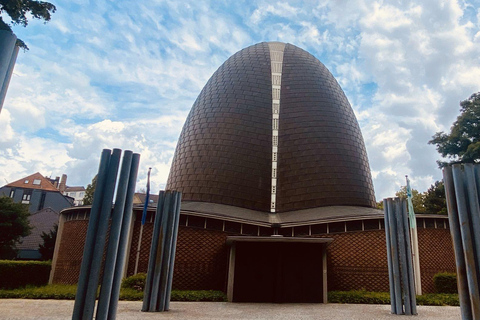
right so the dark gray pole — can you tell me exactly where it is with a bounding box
[142,190,182,312]
[401,199,417,315]
[395,198,411,315]
[444,166,473,320]
[107,153,140,320]
[165,192,182,311]
[0,30,18,113]
[142,191,165,312]
[386,198,403,313]
[157,191,177,311]
[384,199,397,314]
[151,191,171,311]
[464,165,480,274]
[82,148,121,320]
[452,165,480,319]
[72,149,111,320]
[96,151,133,319]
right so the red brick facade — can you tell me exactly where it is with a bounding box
[52,218,455,294]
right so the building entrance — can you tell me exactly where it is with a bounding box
[226,237,332,303]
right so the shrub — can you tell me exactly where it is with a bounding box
[416,293,459,306]
[0,260,51,289]
[433,272,457,294]
[171,290,227,302]
[121,273,146,292]
[328,290,390,304]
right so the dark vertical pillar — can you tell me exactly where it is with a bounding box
[444,164,480,319]
[142,191,182,312]
[72,149,140,320]
[384,197,417,315]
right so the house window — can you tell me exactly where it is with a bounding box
[22,189,32,204]
[9,189,15,198]
[24,180,29,184]
[38,191,46,211]
[33,179,41,185]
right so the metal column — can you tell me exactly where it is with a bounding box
[443,164,480,320]
[384,197,417,315]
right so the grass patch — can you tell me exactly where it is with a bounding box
[0,284,77,299]
[0,284,227,302]
[328,290,459,306]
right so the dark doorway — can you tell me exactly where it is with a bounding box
[232,242,324,302]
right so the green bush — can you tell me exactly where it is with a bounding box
[0,260,51,289]
[433,272,457,294]
[416,293,459,306]
[119,287,143,301]
[171,290,227,302]
[328,290,390,304]
[121,273,146,292]
[328,290,459,306]
[0,284,227,302]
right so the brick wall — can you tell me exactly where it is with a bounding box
[52,219,455,294]
[125,223,229,291]
[52,220,88,284]
[418,228,456,293]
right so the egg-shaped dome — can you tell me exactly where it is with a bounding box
[166,42,375,213]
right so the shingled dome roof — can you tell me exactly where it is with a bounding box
[166,42,376,214]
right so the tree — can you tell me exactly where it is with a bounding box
[83,175,97,205]
[0,196,31,259]
[0,0,56,49]
[376,201,384,210]
[423,180,447,215]
[39,224,57,260]
[395,186,426,214]
[429,92,480,167]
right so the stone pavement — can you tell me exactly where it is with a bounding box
[0,300,460,320]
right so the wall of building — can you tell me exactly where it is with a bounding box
[51,213,456,294]
[0,186,72,213]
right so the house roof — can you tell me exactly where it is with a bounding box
[180,201,384,227]
[6,172,59,192]
[65,186,85,192]
[133,193,159,205]
[16,208,59,250]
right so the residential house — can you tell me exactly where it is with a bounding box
[0,172,74,259]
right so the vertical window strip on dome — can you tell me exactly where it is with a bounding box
[268,42,285,213]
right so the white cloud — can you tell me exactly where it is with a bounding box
[1,0,480,203]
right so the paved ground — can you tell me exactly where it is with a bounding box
[0,300,461,320]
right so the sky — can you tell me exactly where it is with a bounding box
[1,0,480,201]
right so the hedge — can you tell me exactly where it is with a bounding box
[433,272,457,294]
[0,284,227,302]
[328,290,459,306]
[0,260,51,289]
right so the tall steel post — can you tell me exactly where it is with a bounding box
[142,191,166,312]
[165,192,182,311]
[386,198,402,313]
[96,151,133,319]
[384,199,397,314]
[444,166,473,320]
[451,164,480,319]
[72,149,111,320]
[107,153,140,320]
[82,149,121,320]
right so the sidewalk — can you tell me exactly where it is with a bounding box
[0,300,460,320]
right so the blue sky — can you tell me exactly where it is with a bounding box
[1,0,480,200]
